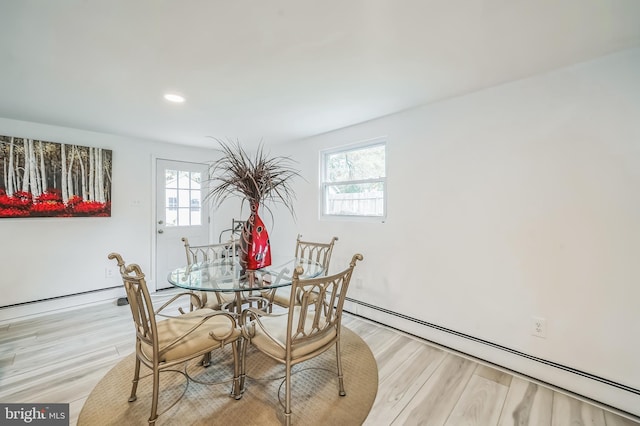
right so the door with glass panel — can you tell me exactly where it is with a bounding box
[155,159,210,290]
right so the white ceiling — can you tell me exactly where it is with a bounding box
[1,0,639,149]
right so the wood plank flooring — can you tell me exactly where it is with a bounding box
[1,292,638,425]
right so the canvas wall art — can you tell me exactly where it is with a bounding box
[0,135,112,218]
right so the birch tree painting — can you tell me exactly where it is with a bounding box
[0,135,112,218]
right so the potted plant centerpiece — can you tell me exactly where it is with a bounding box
[206,139,301,271]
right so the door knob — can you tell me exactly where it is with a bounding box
[158,220,164,225]
[158,229,164,234]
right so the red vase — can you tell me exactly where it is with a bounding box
[240,202,271,271]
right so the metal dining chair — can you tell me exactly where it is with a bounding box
[240,253,363,425]
[108,252,242,425]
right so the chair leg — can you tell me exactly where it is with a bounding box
[231,340,243,399]
[284,362,292,426]
[148,366,160,425]
[336,340,346,397]
[128,357,141,402]
[201,351,211,367]
[239,338,248,395]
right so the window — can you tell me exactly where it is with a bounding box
[164,170,202,226]
[321,139,386,219]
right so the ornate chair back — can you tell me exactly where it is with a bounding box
[181,237,241,310]
[111,253,158,351]
[286,253,360,351]
[294,234,338,276]
[218,218,244,244]
[266,234,338,310]
[182,237,237,266]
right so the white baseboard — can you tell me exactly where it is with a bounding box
[0,287,127,324]
[344,299,640,420]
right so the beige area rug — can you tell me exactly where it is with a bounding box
[79,327,377,425]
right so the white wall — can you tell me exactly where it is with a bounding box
[0,119,216,316]
[272,48,640,416]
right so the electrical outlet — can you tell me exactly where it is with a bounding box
[531,316,547,338]
[105,267,115,278]
[355,277,364,289]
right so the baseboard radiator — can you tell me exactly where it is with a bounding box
[344,296,640,418]
[1,285,123,310]
[0,285,125,323]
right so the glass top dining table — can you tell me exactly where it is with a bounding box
[167,256,325,314]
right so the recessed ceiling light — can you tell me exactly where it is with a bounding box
[164,93,185,103]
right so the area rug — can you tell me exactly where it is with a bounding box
[78,327,377,425]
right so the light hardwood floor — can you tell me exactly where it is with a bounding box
[1,292,638,426]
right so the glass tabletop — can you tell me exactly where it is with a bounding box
[167,257,325,292]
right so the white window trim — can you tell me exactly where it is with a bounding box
[320,137,387,222]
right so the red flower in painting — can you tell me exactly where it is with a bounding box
[37,189,63,203]
[0,192,111,217]
[12,191,33,200]
[70,200,109,216]
[32,201,66,216]
[0,193,32,210]
[66,195,83,206]
[0,207,30,217]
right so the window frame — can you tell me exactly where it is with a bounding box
[320,138,387,222]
